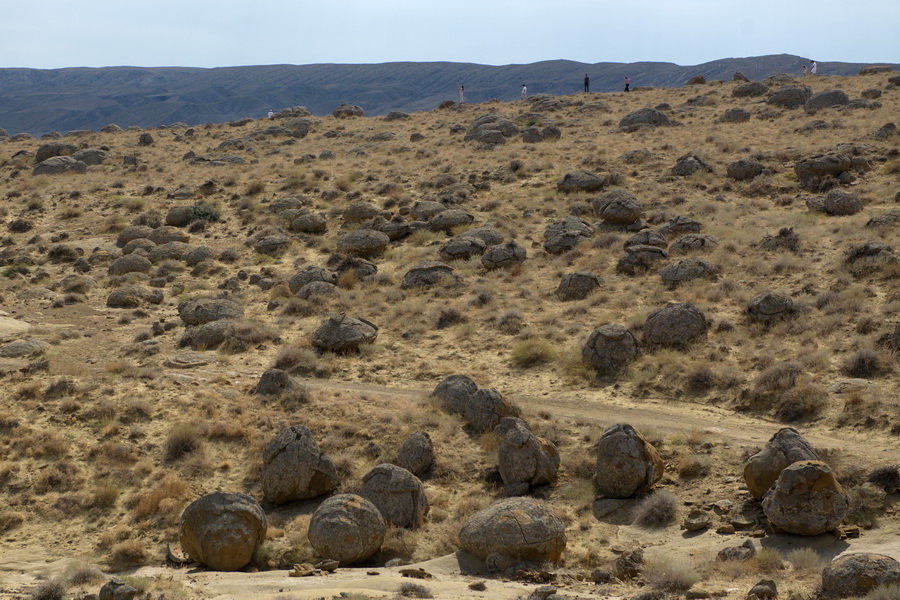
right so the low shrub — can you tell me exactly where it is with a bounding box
[633,489,679,528]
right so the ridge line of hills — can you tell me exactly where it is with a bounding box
[0,53,896,136]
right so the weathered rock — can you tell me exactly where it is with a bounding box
[682,509,711,532]
[556,170,606,193]
[481,242,526,269]
[795,154,852,187]
[99,579,141,600]
[594,424,663,498]
[308,494,385,565]
[401,261,459,289]
[669,234,718,254]
[616,245,668,275]
[746,291,795,325]
[108,254,152,276]
[116,225,154,247]
[614,547,645,579]
[543,217,594,254]
[393,432,435,477]
[332,104,364,118]
[659,258,720,288]
[820,553,900,599]
[178,298,244,326]
[581,324,640,376]
[336,230,390,258]
[657,215,702,238]
[288,210,328,234]
[438,235,487,261]
[0,338,50,358]
[33,156,87,175]
[744,429,820,499]
[432,374,477,415]
[593,189,643,225]
[180,492,266,571]
[289,266,337,295]
[874,123,897,140]
[625,231,668,249]
[767,86,813,109]
[458,497,566,566]
[823,189,863,216]
[72,148,108,165]
[717,539,756,562]
[732,82,769,98]
[672,154,713,177]
[343,202,382,223]
[253,233,292,257]
[252,368,302,396]
[35,142,77,163]
[498,421,559,494]
[148,241,193,263]
[465,227,505,246]
[312,314,377,352]
[106,285,163,308]
[261,425,338,504]
[727,158,765,181]
[464,388,520,433]
[642,303,708,349]
[555,271,601,301]
[619,108,673,132]
[296,281,338,299]
[805,89,850,113]
[748,579,777,600]
[762,460,850,535]
[464,114,519,143]
[359,463,429,529]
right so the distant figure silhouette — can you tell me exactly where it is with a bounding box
[459,85,465,103]
[521,84,527,99]
[802,65,807,76]
[267,109,274,119]
[624,76,630,92]
[584,74,590,93]
[810,61,818,75]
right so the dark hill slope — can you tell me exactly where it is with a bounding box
[0,54,894,136]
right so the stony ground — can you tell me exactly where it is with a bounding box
[0,69,898,600]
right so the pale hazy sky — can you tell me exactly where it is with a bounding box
[2,0,897,69]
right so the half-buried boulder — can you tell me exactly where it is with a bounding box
[180,492,267,571]
[581,324,640,376]
[312,314,377,352]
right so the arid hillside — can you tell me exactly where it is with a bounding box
[0,69,898,600]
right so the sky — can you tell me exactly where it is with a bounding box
[2,0,897,70]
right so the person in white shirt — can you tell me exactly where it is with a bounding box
[521,84,527,99]
[267,109,274,119]
[810,61,818,75]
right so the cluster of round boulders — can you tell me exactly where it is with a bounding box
[178,297,244,326]
[820,553,900,599]
[400,261,459,289]
[481,241,526,269]
[659,258,720,288]
[618,108,673,132]
[555,271,601,301]
[543,216,594,254]
[393,431,435,477]
[431,374,478,415]
[260,425,338,504]
[438,235,487,261]
[180,492,267,571]
[581,324,640,376]
[746,291,795,325]
[744,428,820,499]
[497,419,560,496]
[593,189,643,226]
[358,463,429,529]
[767,86,813,109]
[727,158,765,181]
[431,375,520,432]
[556,169,606,193]
[642,302,708,349]
[458,497,566,570]
[616,245,668,275]
[289,265,336,294]
[794,154,852,187]
[594,424,663,498]
[762,460,850,536]
[307,494,386,565]
[312,314,378,352]
[805,89,850,113]
[464,114,519,144]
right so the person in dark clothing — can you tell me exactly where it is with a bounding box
[624,76,630,92]
[584,74,589,93]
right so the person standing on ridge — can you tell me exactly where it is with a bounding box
[624,76,630,92]
[584,74,590,93]
[802,65,807,76]
[810,61,818,75]
[459,85,465,103]
[521,84,527,99]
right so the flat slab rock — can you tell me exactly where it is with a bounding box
[0,316,31,337]
[164,352,216,369]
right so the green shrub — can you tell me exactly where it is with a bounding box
[509,338,556,368]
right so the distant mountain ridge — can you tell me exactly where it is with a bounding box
[0,54,896,136]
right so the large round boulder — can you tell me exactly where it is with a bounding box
[336,230,390,258]
[432,374,477,415]
[260,425,338,504]
[732,82,769,98]
[543,217,594,254]
[671,154,713,177]
[794,154,852,187]
[180,492,267,571]
[481,242,526,270]
[616,245,668,275]
[727,158,765,181]
[642,303,708,349]
[762,460,850,536]
[429,209,474,233]
[555,271,602,301]
[659,258,720,288]
[805,89,850,113]
[178,297,244,326]
[288,266,336,295]
[333,104,364,118]
[498,421,560,495]
[594,424,664,498]
[821,553,900,599]
[744,428,819,499]
[108,254,152,276]
[400,261,459,289]
[312,315,377,352]
[556,170,606,193]
[458,497,566,567]
[393,431,435,478]
[746,291,795,326]
[767,86,813,109]
[438,235,487,261]
[33,156,87,175]
[358,463,429,529]
[464,388,520,433]
[581,324,640,376]
[618,108,673,132]
[307,494,385,565]
[823,189,863,216]
[593,189,643,225]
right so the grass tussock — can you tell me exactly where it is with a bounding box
[633,490,679,529]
